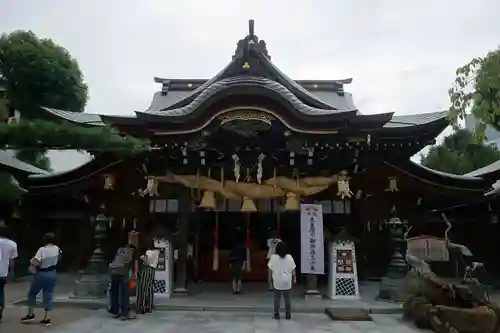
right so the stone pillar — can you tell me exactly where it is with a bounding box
[72,213,110,299]
[173,190,190,295]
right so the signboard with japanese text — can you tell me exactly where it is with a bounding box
[300,204,325,274]
[336,249,354,273]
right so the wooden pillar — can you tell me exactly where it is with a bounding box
[174,189,191,293]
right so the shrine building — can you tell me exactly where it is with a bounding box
[15,20,496,289]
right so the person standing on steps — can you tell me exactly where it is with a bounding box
[266,230,281,291]
[228,242,246,294]
[268,241,296,320]
[20,232,60,327]
[0,224,18,323]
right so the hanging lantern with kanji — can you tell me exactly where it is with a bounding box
[140,177,159,197]
[385,176,399,192]
[103,174,115,190]
[337,171,353,199]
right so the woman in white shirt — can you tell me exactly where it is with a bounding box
[21,232,60,326]
[266,231,281,291]
[267,241,296,320]
[136,241,159,314]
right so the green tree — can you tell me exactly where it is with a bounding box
[0,30,148,170]
[421,129,500,174]
[448,48,500,140]
[0,31,88,119]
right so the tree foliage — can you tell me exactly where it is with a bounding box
[0,30,149,202]
[0,119,148,154]
[421,129,500,175]
[448,48,500,140]
[0,30,148,158]
[0,30,88,118]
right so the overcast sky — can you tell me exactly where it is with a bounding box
[2,0,500,171]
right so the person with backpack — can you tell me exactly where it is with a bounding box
[109,242,138,320]
[267,241,296,320]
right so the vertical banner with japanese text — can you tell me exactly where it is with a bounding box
[300,204,325,274]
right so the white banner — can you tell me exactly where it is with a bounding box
[300,204,325,274]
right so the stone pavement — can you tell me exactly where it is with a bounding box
[1,275,91,332]
[45,280,404,314]
[46,310,431,333]
[1,306,93,332]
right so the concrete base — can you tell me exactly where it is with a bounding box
[376,277,406,303]
[72,275,109,299]
[173,287,189,296]
[304,289,322,300]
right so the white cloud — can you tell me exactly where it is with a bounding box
[2,0,499,171]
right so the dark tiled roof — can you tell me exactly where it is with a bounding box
[0,150,49,174]
[147,90,197,111]
[383,159,487,191]
[147,80,357,113]
[39,105,448,131]
[383,111,448,128]
[142,76,357,119]
[42,107,105,126]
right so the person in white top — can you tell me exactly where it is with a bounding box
[21,232,60,326]
[267,241,296,320]
[266,231,281,291]
[0,225,18,322]
[136,241,159,314]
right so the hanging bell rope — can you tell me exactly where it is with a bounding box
[276,211,281,237]
[245,213,252,272]
[212,212,219,271]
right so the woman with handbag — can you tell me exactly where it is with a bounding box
[20,232,60,326]
[136,242,158,314]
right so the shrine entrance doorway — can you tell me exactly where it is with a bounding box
[196,212,301,282]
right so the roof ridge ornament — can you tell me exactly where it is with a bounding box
[233,19,271,60]
[249,19,255,38]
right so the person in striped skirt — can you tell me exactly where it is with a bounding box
[136,243,159,314]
